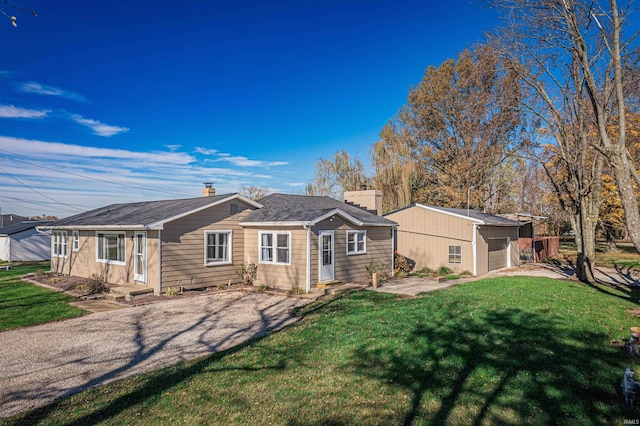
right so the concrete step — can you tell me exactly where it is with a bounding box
[103,293,125,302]
[309,283,363,297]
[108,285,154,301]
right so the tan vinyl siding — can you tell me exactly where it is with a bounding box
[311,217,393,285]
[386,206,476,274]
[51,230,160,288]
[160,200,255,290]
[243,227,308,290]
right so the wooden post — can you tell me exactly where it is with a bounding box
[372,272,378,288]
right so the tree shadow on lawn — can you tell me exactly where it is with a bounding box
[352,303,638,425]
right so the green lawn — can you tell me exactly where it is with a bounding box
[5,276,640,425]
[556,239,640,272]
[0,263,86,331]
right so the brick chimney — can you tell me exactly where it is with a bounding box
[202,182,216,197]
[344,185,382,216]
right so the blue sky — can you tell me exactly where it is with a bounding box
[0,0,498,218]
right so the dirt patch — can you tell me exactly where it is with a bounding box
[26,274,92,297]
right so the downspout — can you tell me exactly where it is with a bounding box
[304,225,311,293]
[157,230,162,295]
[472,224,477,276]
[517,227,520,266]
[391,226,396,277]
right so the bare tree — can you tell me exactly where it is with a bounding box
[239,185,270,201]
[489,0,639,280]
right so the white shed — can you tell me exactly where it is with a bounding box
[0,221,52,262]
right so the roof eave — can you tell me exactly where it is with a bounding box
[239,221,311,227]
[414,204,485,224]
[38,225,147,231]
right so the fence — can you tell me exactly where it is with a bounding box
[519,237,559,263]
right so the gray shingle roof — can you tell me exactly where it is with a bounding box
[242,193,396,226]
[0,221,53,235]
[47,194,241,229]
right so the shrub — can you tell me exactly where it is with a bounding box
[418,266,432,274]
[237,262,258,286]
[256,285,270,291]
[460,270,473,277]
[438,266,453,276]
[34,269,48,277]
[394,252,412,277]
[83,274,109,294]
[165,287,179,297]
[366,258,389,278]
[286,286,305,295]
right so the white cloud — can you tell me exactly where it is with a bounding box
[0,136,297,218]
[0,104,50,119]
[226,156,288,167]
[286,182,306,187]
[165,144,181,152]
[206,154,288,167]
[0,136,194,164]
[70,114,129,137]
[20,81,87,102]
[195,147,219,155]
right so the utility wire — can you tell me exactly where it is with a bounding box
[0,195,91,212]
[0,166,86,212]
[0,151,193,197]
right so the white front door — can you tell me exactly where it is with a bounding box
[134,232,147,283]
[319,231,334,282]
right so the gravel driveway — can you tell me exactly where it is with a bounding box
[0,291,309,418]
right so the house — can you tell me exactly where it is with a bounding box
[1,214,29,228]
[41,187,396,294]
[0,221,53,262]
[241,191,396,291]
[384,204,522,276]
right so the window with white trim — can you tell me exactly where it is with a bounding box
[72,231,80,252]
[346,230,367,255]
[53,231,68,258]
[259,232,290,264]
[97,232,126,264]
[448,245,462,263]
[205,230,232,265]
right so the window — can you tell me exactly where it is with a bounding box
[205,231,232,265]
[449,245,462,263]
[97,232,126,264]
[72,231,80,252]
[259,232,290,264]
[53,231,68,258]
[346,230,367,255]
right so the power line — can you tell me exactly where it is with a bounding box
[0,166,86,212]
[0,150,193,197]
[0,195,92,212]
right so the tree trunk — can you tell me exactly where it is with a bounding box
[570,202,598,283]
[573,220,597,282]
[610,152,640,253]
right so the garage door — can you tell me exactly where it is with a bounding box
[488,238,508,271]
